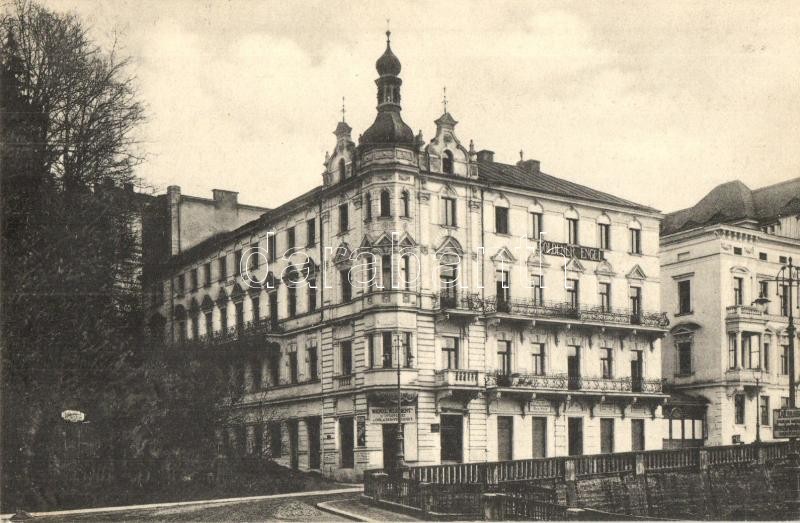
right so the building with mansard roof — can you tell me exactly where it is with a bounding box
[146,33,670,480]
[660,178,800,447]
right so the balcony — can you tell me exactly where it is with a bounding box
[363,367,419,389]
[435,292,483,319]
[484,296,670,331]
[725,367,767,388]
[435,369,484,388]
[334,374,354,390]
[485,372,664,395]
[175,318,283,350]
[241,379,322,404]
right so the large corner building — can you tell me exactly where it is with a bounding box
[146,34,671,480]
[660,178,800,446]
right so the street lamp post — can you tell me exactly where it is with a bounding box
[755,376,761,443]
[394,332,406,475]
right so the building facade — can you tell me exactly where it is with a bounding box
[660,178,800,446]
[147,34,670,480]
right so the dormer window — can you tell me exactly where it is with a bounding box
[339,159,346,180]
[443,150,454,174]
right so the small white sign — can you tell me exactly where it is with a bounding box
[369,406,416,424]
[61,410,85,423]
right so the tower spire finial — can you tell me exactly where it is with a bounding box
[386,19,391,43]
[442,86,448,114]
[341,96,346,122]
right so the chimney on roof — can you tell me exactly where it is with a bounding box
[212,189,239,207]
[517,159,541,175]
[476,149,494,163]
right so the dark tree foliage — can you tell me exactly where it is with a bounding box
[0,1,230,511]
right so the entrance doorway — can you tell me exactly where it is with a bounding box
[307,417,320,469]
[288,420,299,470]
[532,417,547,458]
[632,419,645,451]
[339,416,354,468]
[440,415,463,462]
[568,417,583,456]
[382,424,399,470]
[497,416,513,461]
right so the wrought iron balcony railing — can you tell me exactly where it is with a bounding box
[174,318,283,349]
[485,371,664,394]
[435,292,669,329]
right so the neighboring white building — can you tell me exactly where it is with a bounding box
[147,33,671,480]
[660,178,800,446]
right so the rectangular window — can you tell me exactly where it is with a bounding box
[176,273,185,295]
[630,286,642,318]
[308,279,317,312]
[287,285,297,317]
[270,422,282,456]
[379,190,391,217]
[286,227,295,250]
[340,269,352,302]
[759,252,767,261]
[364,194,372,221]
[496,269,510,308]
[339,203,349,233]
[340,341,352,376]
[782,397,790,409]
[678,280,691,314]
[631,419,645,451]
[190,268,198,291]
[734,394,745,425]
[598,223,610,250]
[567,279,579,309]
[442,198,458,227]
[289,352,298,383]
[204,262,212,287]
[252,297,260,322]
[401,255,412,291]
[381,255,392,290]
[382,332,393,368]
[759,280,769,299]
[599,282,611,311]
[269,352,280,385]
[234,249,243,275]
[306,219,316,246]
[780,285,790,316]
[250,243,259,269]
[761,396,770,426]
[532,274,544,304]
[600,418,614,454]
[305,346,317,381]
[497,340,512,375]
[204,311,213,335]
[567,218,579,245]
[442,337,459,370]
[763,336,771,372]
[733,277,743,306]
[629,228,642,254]
[781,345,789,375]
[235,301,244,330]
[733,246,742,255]
[268,234,277,263]
[531,343,545,375]
[780,255,788,264]
[601,348,613,379]
[531,212,543,239]
[677,340,692,375]
[728,334,737,369]
[219,304,228,332]
[495,207,509,234]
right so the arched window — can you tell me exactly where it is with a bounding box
[339,159,346,180]
[380,189,391,217]
[401,190,410,217]
[364,193,372,221]
[443,150,454,174]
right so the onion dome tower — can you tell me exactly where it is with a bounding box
[359,31,415,148]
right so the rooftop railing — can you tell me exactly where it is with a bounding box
[174,318,283,349]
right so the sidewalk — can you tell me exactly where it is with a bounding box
[317,498,420,522]
[0,486,363,521]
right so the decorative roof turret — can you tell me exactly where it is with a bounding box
[359,31,414,148]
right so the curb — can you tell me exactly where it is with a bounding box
[0,486,364,520]
[316,500,371,522]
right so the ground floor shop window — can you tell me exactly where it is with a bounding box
[631,419,645,451]
[532,417,546,458]
[568,417,583,456]
[600,418,614,454]
[339,416,354,468]
[497,416,513,461]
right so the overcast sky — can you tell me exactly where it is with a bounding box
[40,0,800,213]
